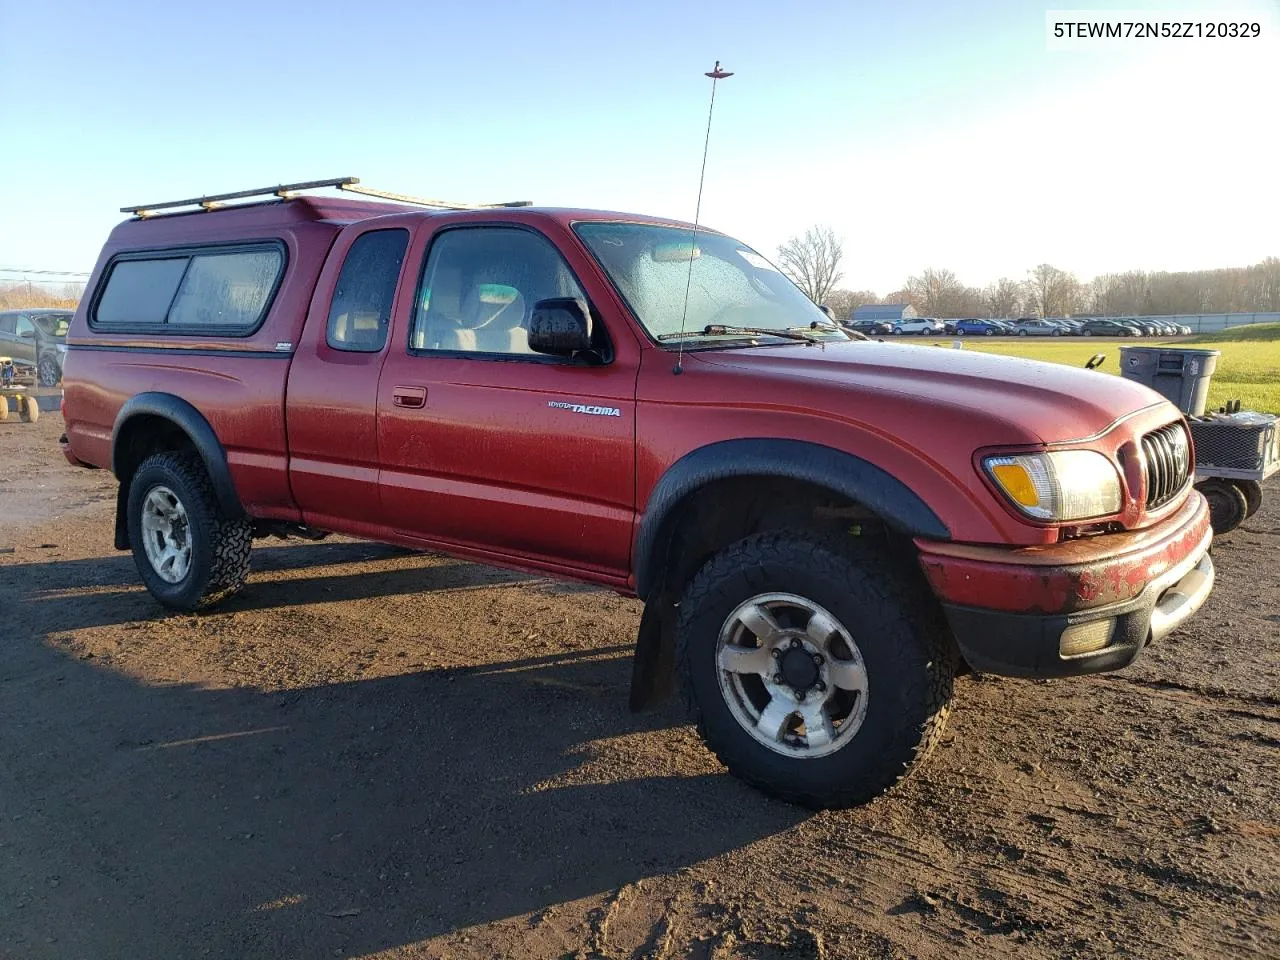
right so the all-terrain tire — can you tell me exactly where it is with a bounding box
[677,530,955,809]
[126,452,253,611]
[0,395,9,421]
[19,395,38,423]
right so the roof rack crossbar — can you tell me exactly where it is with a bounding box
[337,183,531,210]
[122,177,360,217]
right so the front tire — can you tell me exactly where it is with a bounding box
[677,531,955,809]
[126,452,253,611]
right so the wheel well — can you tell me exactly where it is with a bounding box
[111,415,199,550]
[629,475,950,712]
[645,475,917,603]
[114,415,199,487]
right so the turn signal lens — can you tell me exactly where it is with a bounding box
[990,462,1041,508]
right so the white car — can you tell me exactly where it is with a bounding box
[892,318,945,335]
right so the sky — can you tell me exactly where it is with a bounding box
[1,0,1277,295]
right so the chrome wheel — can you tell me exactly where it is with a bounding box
[715,592,869,759]
[140,485,192,583]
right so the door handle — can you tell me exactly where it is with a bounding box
[392,385,427,409]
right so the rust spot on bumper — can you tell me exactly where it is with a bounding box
[916,493,1211,615]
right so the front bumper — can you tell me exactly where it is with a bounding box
[916,492,1214,677]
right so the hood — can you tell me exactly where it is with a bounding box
[693,340,1169,445]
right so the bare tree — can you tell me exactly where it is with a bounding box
[1026,264,1082,317]
[984,278,1024,318]
[776,226,844,304]
[905,267,965,316]
[822,288,878,321]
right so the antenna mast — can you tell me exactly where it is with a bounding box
[673,60,734,375]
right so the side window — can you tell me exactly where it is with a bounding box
[92,244,283,332]
[326,229,409,353]
[0,315,14,335]
[410,227,585,356]
[15,317,36,339]
[168,250,282,327]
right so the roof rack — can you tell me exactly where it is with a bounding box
[121,177,532,218]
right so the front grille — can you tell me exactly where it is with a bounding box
[1141,422,1192,509]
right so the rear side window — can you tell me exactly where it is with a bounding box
[92,244,284,333]
[326,229,409,352]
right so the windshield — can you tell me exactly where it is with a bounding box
[574,222,845,344]
[32,314,71,338]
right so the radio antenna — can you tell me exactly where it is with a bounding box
[673,60,734,375]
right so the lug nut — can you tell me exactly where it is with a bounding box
[790,638,801,649]
[811,653,823,665]
[771,648,782,659]
[773,673,783,683]
[815,681,827,692]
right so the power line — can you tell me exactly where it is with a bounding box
[0,267,91,277]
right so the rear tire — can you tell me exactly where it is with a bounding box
[1199,479,1248,535]
[677,530,954,809]
[126,452,253,611]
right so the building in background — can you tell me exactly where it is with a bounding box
[851,303,917,323]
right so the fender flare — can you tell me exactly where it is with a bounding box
[111,392,245,519]
[632,438,950,601]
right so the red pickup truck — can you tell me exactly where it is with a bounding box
[61,179,1215,808]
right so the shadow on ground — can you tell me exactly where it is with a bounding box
[0,546,805,959]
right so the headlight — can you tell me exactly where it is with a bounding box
[983,450,1122,521]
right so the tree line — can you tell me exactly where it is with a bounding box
[777,227,1280,319]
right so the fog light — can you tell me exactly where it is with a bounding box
[1060,619,1115,657]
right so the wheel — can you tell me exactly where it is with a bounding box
[1051,329,1060,337]
[677,531,955,809]
[19,395,38,423]
[0,395,8,421]
[1198,479,1248,535]
[37,354,61,387]
[1233,479,1263,519]
[984,329,994,336]
[955,329,965,336]
[1018,329,1029,336]
[1084,330,1093,336]
[126,452,253,611]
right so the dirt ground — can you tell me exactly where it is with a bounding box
[2,414,1277,960]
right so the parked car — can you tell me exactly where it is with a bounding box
[892,317,946,335]
[845,319,893,336]
[1080,318,1141,336]
[1011,319,1064,337]
[61,178,1215,810]
[0,308,71,386]
[1178,324,1193,336]
[952,318,1001,336]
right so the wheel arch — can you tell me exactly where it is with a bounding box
[111,393,244,548]
[634,438,949,602]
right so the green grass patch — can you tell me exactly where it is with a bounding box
[920,334,1280,413]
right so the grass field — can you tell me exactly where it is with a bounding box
[922,322,1280,413]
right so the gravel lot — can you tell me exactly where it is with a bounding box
[2,413,1277,959]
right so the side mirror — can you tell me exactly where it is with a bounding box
[817,304,834,319]
[529,297,593,357]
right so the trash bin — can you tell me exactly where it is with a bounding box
[1118,347,1220,416]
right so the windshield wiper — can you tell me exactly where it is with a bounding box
[658,324,823,343]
